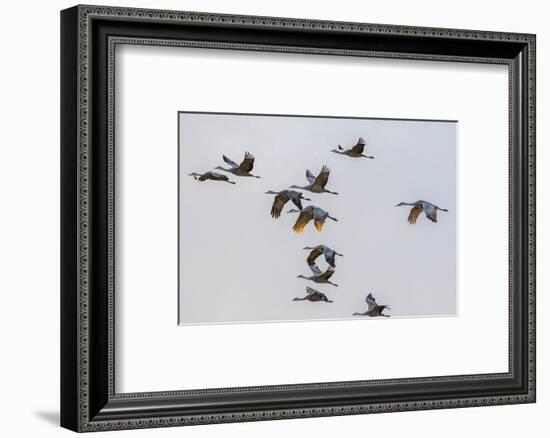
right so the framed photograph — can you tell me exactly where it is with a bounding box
[61,5,536,432]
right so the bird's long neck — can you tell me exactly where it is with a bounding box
[293,297,307,301]
[297,275,308,280]
[331,149,343,154]
[325,189,338,195]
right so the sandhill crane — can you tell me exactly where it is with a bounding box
[265,190,310,219]
[215,151,261,178]
[290,165,338,194]
[297,263,338,287]
[353,293,390,317]
[292,286,333,303]
[396,200,449,224]
[188,171,236,184]
[287,205,338,233]
[303,245,343,268]
[332,137,374,159]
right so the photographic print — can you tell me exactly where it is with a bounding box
[178,112,457,325]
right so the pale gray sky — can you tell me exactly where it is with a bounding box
[178,112,456,324]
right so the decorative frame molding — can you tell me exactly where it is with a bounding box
[61,4,536,432]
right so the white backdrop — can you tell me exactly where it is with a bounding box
[0,0,547,437]
[116,44,506,392]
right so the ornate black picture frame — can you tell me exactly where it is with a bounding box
[61,5,536,432]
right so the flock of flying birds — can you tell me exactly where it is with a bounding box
[189,136,449,318]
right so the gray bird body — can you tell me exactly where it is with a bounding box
[216,151,261,178]
[290,165,338,194]
[303,244,343,268]
[396,200,448,224]
[188,171,235,184]
[287,205,338,233]
[293,286,333,303]
[265,190,310,218]
[353,293,390,317]
[332,137,374,158]
[297,263,338,287]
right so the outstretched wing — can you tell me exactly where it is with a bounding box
[324,248,336,267]
[305,169,316,184]
[305,286,318,296]
[222,155,239,168]
[366,293,377,311]
[350,137,366,154]
[318,266,335,281]
[424,204,438,222]
[313,208,327,232]
[237,151,255,173]
[407,205,423,224]
[271,193,289,219]
[306,246,324,266]
[308,263,322,276]
[293,209,314,233]
[288,192,304,210]
[313,165,331,188]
